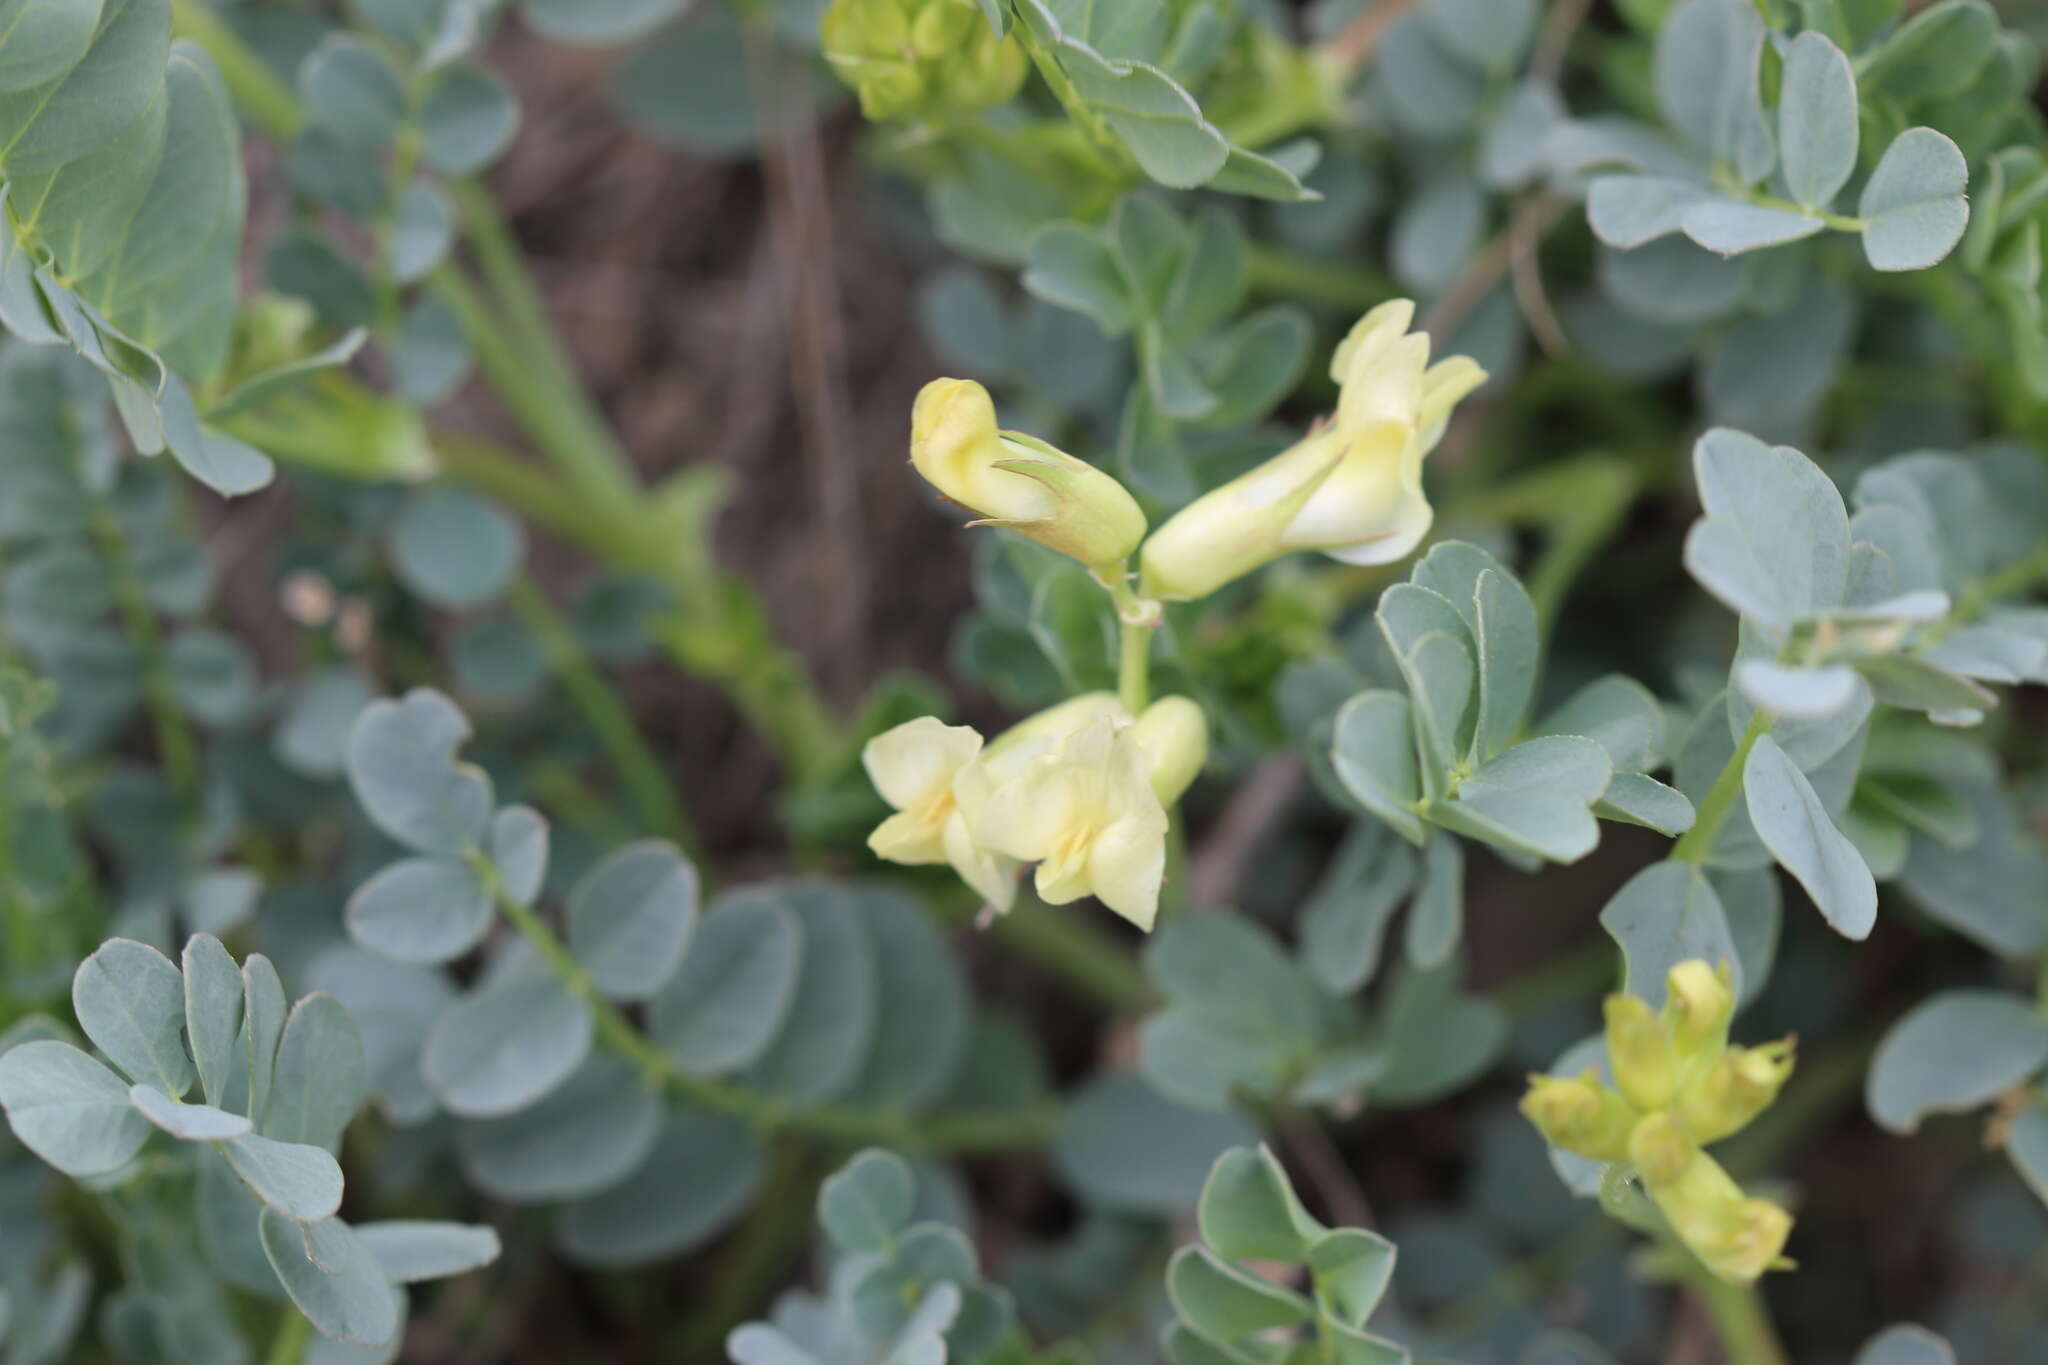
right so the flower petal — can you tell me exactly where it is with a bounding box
[862,716,980,811]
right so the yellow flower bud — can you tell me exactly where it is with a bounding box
[1677,1038,1796,1145]
[1627,1110,1697,1188]
[1131,696,1208,807]
[983,692,1126,764]
[1664,959,1736,1058]
[1140,300,1486,601]
[1605,993,1679,1111]
[862,717,1018,913]
[910,380,1147,575]
[959,714,1169,931]
[1630,1112,1793,1285]
[1521,1070,1639,1163]
[821,0,1026,121]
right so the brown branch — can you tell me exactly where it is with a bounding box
[1422,192,1571,346]
[1321,0,1421,76]
[1531,0,1595,84]
[1280,1112,1376,1231]
[1186,754,1304,909]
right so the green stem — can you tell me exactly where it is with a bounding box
[1245,245,1393,312]
[1102,564,1156,715]
[171,0,300,139]
[1669,709,1771,866]
[506,577,706,865]
[1118,617,1153,714]
[682,1139,818,1357]
[441,179,645,519]
[1684,1265,1790,1365]
[261,1309,313,1365]
[1930,539,2048,642]
[474,851,1061,1151]
[88,502,200,809]
[953,893,1149,1012]
[1008,19,1127,176]
[175,3,847,786]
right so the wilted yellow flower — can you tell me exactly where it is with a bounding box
[1140,300,1486,601]
[1521,1070,1638,1163]
[1629,1112,1793,1286]
[1677,1039,1796,1145]
[862,717,1017,912]
[910,379,1147,575]
[1604,993,1679,1112]
[961,714,1171,931]
[1665,960,1736,1057]
[821,0,1026,121]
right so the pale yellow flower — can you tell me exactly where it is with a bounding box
[862,717,1017,912]
[910,379,1147,574]
[1141,300,1487,601]
[961,714,1172,931]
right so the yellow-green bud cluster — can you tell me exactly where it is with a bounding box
[821,0,1027,122]
[1519,959,1797,1287]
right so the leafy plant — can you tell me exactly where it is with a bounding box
[0,0,2044,1361]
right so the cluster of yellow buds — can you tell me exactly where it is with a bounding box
[1521,961,1798,1286]
[820,0,1028,122]
[862,693,1206,930]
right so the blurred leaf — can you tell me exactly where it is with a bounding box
[1867,990,2048,1133]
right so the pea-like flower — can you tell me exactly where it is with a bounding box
[1141,299,1487,601]
[961,714,1169,930]
[820,0,1027,122]
[911,379,1148,575]
[866,693,1207,930]
[862,717,1018,914]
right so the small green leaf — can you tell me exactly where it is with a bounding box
[1598,861,1740,1006]
[300,35,405,146]
[1434,735,1613,863]
[182,934,243,1108]
[222,1132,345,1222]
[567,840,700,1002]
[521,0,686,46]
[457,1051,661,1202]
[346,856,495,966]
[72,937,192,1095]
[556,1110,765,1268]
[1867,990,2048,1134]
[0,1039,151,1176]
[1165,1245,1312,1341]
[1332,691,1426,845]
[354,1220,501,1283]
[127,1082,250,1140]
[1744,733,1877,940]
[265,993,366,1151]
[346,688,495,857]
[421,971,593,1118]
[1309,1226,1397,1329]
[1854,1326,1957,1365]
[420,64,517,174]
[1860,128,1970,272]
[1196,1146,1324,1265]
[260,1210,401,1347]
[1655,0,1775,185]
[1778,31,1859,209]
[391,486,523,609]
[649,887,805,1074]
[819,1148,916,1254]
[1683,427,1851,630]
